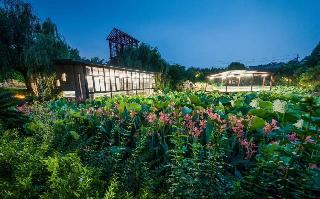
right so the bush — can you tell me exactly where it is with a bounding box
[298,65,320,91]
[0,89,319,198]
[42,153,94,199]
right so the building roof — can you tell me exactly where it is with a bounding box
[54,59,158,74]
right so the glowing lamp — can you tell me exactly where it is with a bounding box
[14,94,26,99]
[61,73,67,82]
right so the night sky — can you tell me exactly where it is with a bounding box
[28,0,320,68]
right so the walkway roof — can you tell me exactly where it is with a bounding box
[207,70,272,79]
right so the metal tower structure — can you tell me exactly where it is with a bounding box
[107,28,139,60]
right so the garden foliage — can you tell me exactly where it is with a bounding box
[0,87,319,198]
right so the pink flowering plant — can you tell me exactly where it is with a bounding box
[1,90,319,198]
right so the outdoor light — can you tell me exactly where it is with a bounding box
[206,70,273,92]
[61,73,67,82]
[56,79,61,87]
[14,94,26,99]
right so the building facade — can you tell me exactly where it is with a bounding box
[54,60,158,101]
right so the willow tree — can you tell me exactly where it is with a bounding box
[0,0,80,95]
[23,18,80,95]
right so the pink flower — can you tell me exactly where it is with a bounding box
[86,107,95,116]
[309,163,320,170]
[206,109,223,123]
[287,133,299,143]
[230,116,244,138]
[183,115,206,137]
[240,139,257,159]
[263,119,279,134]
[130,110,137,118]
[146,113,157,123]
[305,136,315,144]
[197,109,205,119]
[192,126,202,137]
[17,103,31,115]
[199,120,206,129]
[263,123,272,134]
[184,114,192,121]
[159,112,171,125]
[184,114,195,129]
[271,119,278,127]
[240,139,249,148]
[96,108,104,116]
[105,111,111,116]
[220,123,227,132]
[172,111,179,119]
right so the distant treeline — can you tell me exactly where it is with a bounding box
[1,0,319,92]
[110,41,320,91]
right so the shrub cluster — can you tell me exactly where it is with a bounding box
[0,88,319,198]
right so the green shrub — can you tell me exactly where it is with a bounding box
[41,153,94,199]
[0,89,319,198]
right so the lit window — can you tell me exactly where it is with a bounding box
[56,79,61,87]
[61,73,67,82]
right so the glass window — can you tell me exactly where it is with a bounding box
[87,76,94,92]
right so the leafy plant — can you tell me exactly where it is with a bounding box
[0,89,319,198]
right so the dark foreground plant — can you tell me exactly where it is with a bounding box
[0,90,319,198]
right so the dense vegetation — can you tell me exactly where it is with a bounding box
[1,87,319,198]
[109,39,320,91]
[0,0,81,95]
[273,42,320,91]
[1,1,320,198]
[1,0,320,94]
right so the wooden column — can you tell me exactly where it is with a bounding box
[205,81,208,92]
[98,70,101,92]
[225,78,228,92]
[126,71,129,94]
[82,65,89,100]
[103,68,107,93]
[130,71,133,95]
[109,69,112,96]
[91,67,96,93]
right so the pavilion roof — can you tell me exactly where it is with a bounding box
[207,70,271,79]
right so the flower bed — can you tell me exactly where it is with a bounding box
[1,88,320,198]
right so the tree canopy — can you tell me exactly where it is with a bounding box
[110,43,168,73]
[227,62,247,70]
[304,42,320,67]
[0,0,80,94]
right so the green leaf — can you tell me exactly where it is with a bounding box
[259,101,273,111]
[127,102,141,112]
[182,106,192,115]
[218,97,231,105]
[118,101,125,114]
[280,156,291,166]
[189,94,201,106]
[250,116,266,131]
[248,109,266,117]
[69,131,80,140]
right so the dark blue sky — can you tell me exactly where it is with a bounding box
[28,0,320,68]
